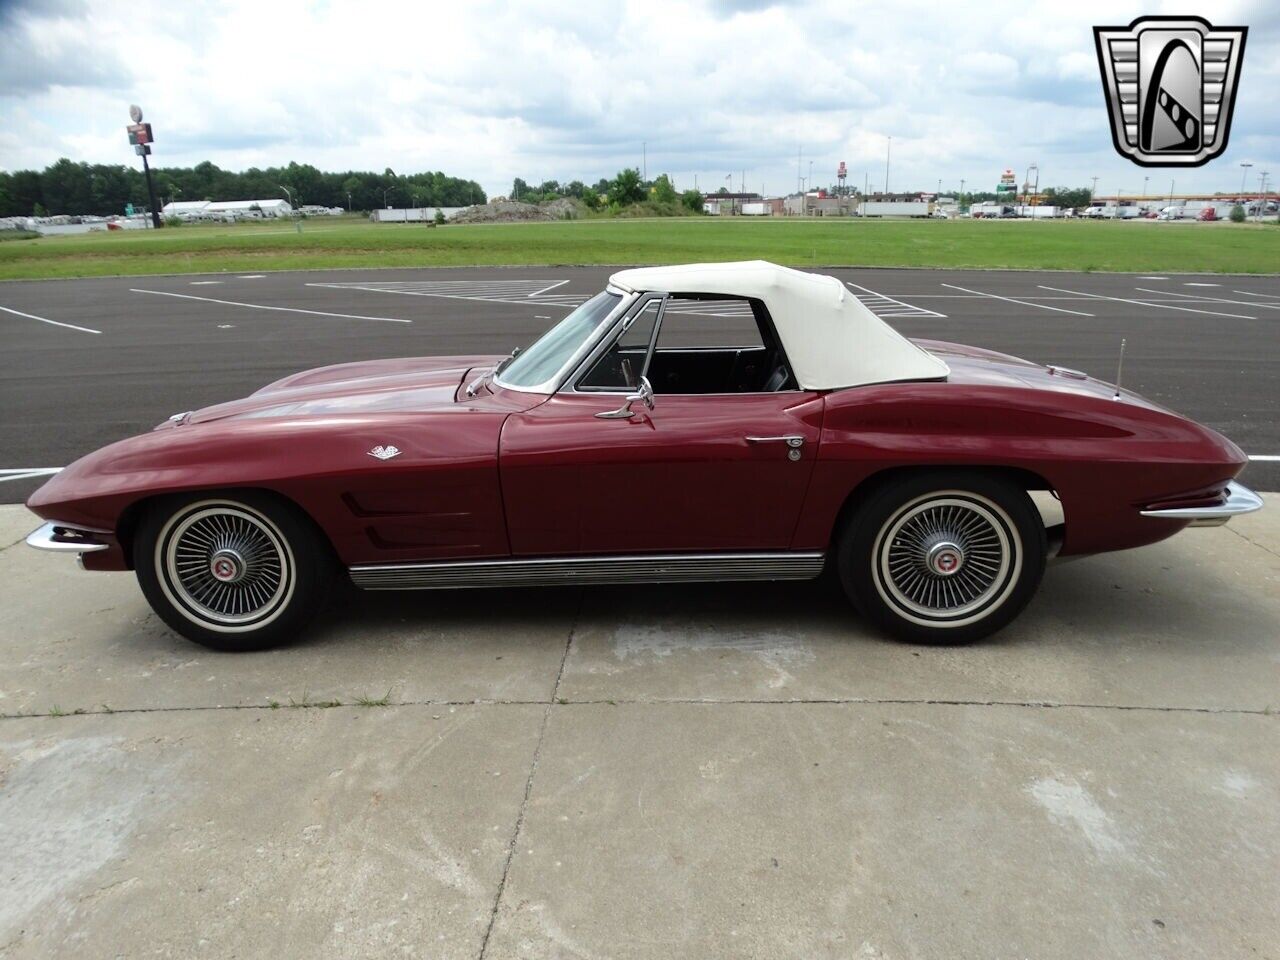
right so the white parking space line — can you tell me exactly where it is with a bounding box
[939,283,1094,317]
[528,279,569,297]
[1134,288,1280,311]
[1037,286,1255,320]
[1184,282,1220,287]
[0,304,102,335]
[845,282,946,319]
[1250,455,1280,462]
[0,468,61,483]
[189,280,224,285]
[307,279,588,310]
[1233,290,1280,300]
[130,289,412,323]
[1137,276,1168,280]
[238,274,266,279]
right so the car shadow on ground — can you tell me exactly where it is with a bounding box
[303,543,1275,660]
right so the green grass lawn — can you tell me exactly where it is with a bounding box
[1,216,1276,280]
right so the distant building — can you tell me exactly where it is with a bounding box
[370,207,467,223]
[161,199,294,220]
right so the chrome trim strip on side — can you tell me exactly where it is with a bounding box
[26,521,112,553]
[349,551,826,590]
[1139,480,1264,527]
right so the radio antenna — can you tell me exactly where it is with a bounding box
[1113,338,1126,400]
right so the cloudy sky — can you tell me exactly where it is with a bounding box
[1,0,1276,199]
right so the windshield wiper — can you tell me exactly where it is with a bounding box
[465,347,521,398]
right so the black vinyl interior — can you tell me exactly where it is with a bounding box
[581,347,793,394]
[576,296,797,394]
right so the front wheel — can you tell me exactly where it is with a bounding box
[134,492,334,651]
[838,473,1046,643]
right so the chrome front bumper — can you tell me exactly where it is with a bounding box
[1140,481,1264,527]
[26,521,112,553]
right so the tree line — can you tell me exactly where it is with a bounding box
[0,159,486,218]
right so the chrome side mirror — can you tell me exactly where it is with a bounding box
[595,376,654,420]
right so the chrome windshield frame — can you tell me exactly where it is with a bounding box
[492,285,638,395]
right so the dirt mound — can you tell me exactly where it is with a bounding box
[454,198,582,224]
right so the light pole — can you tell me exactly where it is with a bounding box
[1259,171,1270,221]
[1240,162,1253,201]
[278,184,293,212]
[345,190,352,212]
[1142,175,1149,200]
[1090,176,1099,206]
[884,136,891,196]
[959,178,965,210]
[382,185,395,209]
[808,160,813,194]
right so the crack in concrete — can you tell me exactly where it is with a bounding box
[2,695,1274,723]
[1225,523,1280,560]
[477,590,581,960]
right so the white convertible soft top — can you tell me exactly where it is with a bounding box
[609,260,949,391]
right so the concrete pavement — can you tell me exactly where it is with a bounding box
[1,502,1277,958]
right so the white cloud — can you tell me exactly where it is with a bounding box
[0,0,1275,197]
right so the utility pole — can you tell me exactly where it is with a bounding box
[1260,171,1270,221]
[884,136,891,196]
[797,147,802,195]
[642,142,646,181]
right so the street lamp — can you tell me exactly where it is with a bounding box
[1259,171,1270,221]
[884,136,891,196]
[382,185,395,209]
[1240,162,1253,201]
[1090,176,1099,205]
[345,190,352,212]
[278,184,293,212]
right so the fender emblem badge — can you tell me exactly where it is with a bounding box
[368,445,401,461]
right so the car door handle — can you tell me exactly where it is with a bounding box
[745,435,805,448]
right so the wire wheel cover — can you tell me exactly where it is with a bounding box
[161,505,292,626]
[875,494,1017,623]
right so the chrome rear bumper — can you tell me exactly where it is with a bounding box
[1140,481,1264,527]
[26,521,112,553]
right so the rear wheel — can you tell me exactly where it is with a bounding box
[134,492,334,651]
[838,472,1046,643]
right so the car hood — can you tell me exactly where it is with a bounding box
[182,355,507,425]
[914,339,1170,412]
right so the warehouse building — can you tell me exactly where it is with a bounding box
[160,198,294,220]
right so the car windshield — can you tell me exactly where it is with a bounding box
[497,290,623,390]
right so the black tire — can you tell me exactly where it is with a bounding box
[837,472,1046,643]
[133,491,335,651]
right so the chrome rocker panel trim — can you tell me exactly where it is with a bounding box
[26,521,112,553]
[1140,480,1264,527]
[350,551,826,590]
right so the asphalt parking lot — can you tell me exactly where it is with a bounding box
[1,265,1277,497]
[2,265,1278,958]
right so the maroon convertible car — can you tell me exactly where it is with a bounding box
[27,261,1261,650]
